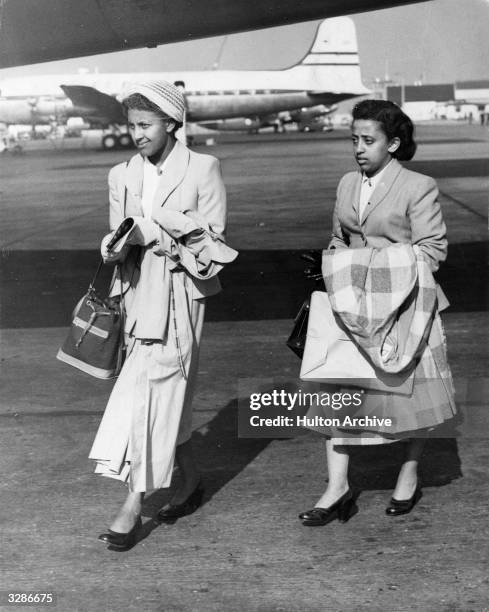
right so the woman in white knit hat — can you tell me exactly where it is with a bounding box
[89,80,238,549]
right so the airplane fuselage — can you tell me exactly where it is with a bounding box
[186,92,345,121]
[0,65,366,125]
[0,96,75,125]
[0,90,349,127]
[0,64,365,96]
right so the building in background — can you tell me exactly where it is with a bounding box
[455,80,489,125]
[387,83,455,121]
[385,81,489,124]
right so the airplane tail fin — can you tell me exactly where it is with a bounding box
[286,17,370,97]
[60,85,125,125]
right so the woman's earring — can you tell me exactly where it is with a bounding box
[388,138,401,153]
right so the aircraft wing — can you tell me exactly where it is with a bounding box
[0,0,431,68]
[60,85,126,126]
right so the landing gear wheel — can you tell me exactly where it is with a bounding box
[102,134,118,150]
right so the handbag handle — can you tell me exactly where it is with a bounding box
[88,259,104,290]
[89,177,129,291]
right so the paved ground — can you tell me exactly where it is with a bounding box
[0,123,488,611]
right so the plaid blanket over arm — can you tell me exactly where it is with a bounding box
[322,243,438,374]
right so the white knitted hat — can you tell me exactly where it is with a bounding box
[122,80,185,123]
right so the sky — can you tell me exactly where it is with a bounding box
[0,0,487,87]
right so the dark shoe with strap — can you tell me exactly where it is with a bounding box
[299,488,356,526]
[157,483,204,523]
[98,515,142,550]
[385,487,422,516]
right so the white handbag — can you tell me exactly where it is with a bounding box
[300,291,414,395]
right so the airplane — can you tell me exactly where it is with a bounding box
[288,104,337,132]
[200,105,337,134]
[0,18,369,150]
[0,0,431,69]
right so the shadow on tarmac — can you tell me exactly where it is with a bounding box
[406,157,489,178]
[1,240,487,328]
[347,438,462,492]
[111,401,463,553]
[144,398,273,518]
[100,393,463,554]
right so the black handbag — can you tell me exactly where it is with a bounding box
[286,297,310,357]
[286,251,325,358]
[56,261,126,379]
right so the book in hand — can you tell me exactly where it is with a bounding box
[108,216,162,251]
[107,218,135,251]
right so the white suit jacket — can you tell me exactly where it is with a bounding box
[107,141,237,338]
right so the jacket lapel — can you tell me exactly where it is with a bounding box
[350,172,362,218]
[152,140,190,212]
[361,158,402,225]
[124,154,144,217]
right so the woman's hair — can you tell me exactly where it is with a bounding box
[351,99,417,161]
[122,93,183,134]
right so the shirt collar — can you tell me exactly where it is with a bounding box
[362,158,393,188]
[143,154,170,176]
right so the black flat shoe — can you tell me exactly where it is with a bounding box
[299,488,356,526]
[385,487,422,516]
[157,483,204,522]
[98,515,142,549]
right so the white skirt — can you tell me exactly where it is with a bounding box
[88,297,205,493]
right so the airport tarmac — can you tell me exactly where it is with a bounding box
[0,123,488,611]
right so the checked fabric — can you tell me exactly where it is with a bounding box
[322,243,438,374]
[303,243,456,436]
